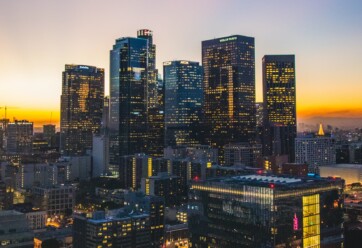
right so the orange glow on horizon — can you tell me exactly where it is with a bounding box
[2,108,59,127]
[5,105,362,128]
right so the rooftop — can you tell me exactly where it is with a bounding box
[233,175,302,184]
[321,164,362,169]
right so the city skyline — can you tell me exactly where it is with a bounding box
[1,0,362,127]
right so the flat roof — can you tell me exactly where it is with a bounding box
[321,164,362,169]
[233,175,302,184]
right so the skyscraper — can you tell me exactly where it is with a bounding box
[60,64,104,156]
[262,55,296,161]
[137,29,158,109]
[138,30,164,157]
[109,36,148,171]
[202,35,256,164]
[164,60,203,147]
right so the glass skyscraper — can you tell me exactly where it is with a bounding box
[164,60,203,147]
[109,37,148,172]
[137,29,164,157]
[60,64,104,156]
[202,35,256,164]
[262,55,296,161]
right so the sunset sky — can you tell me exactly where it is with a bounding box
[1,0,361,128]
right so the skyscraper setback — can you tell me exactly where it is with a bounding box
[262,55,296,161]
[164,60,203,147]
[60,64,104,156]
[202,35,256,163]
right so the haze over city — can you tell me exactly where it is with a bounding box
[1,0,362,128]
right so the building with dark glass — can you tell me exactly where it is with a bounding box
[109,36,148,173]
[262,55,296,161]
[189,174,344,248]
[60,64,104,156]
[138,29,165,158]
[202,35,256,164]
[164,60,203,147]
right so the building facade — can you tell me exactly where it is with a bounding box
[295,134,336,173]
[164,60,203,147]
[202,35,256,163]
[60,64,104,156]
[224,142,262,167]
[109,36,148,172]
[189,175,344,247]
[263,55,296,161]
[6,120,33,154]
[73,211,150,248]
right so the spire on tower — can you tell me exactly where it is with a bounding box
[318,123,325,136]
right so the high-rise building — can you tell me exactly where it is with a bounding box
[295,133,336,173]
[262,55,296,161]
[137,29,158,109]
[109,36,148,171]
[60,64,104,156]
[189,174,344,247]
[138,30,164,158]
[164,60,203,147]
[202,35,256,164]
[6,120,33,154]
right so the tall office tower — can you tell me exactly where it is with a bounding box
[295,133,336,173]
[189,175,344,247]
[262,55,296,161]
[6,120,33,154]
[202,35,256,164]
[138,30,164,157]
[164,60,203,147]
[60,64,104,156]
[109,36,148,173]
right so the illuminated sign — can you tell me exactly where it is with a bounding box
[293,213,299,230]
[219,37,237,43]
[180,61,189,65]
[163,61,172,66]
[79,66,89,69]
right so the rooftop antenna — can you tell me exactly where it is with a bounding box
[50,112,53,125]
